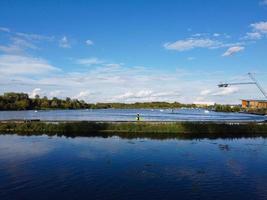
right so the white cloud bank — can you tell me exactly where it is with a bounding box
[0,26,263,104]
[0,55,60,75]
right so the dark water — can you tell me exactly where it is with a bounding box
[0,135,267,200]
[0,108,265,122]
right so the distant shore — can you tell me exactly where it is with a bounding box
[1,120,267,139]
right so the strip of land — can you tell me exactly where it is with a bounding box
[1,120,267,139]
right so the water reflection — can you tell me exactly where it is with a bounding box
[0,135,267,200]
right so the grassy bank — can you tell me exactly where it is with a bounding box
[1,121,267,139]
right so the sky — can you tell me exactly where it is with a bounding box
[0,0,267,104]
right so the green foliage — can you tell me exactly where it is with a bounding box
[212,104,242,112]
[1,121,267,139]
[0,92,91,110]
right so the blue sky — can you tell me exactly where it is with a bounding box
[0,0,267,104]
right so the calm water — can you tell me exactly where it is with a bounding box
[0,135,267,200]
[0,109,265,122]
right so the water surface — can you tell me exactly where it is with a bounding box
[0,135,267,200]
[0,108,265,122]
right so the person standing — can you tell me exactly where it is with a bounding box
[136,113,140,121]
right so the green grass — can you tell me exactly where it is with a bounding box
[1,121,267,139]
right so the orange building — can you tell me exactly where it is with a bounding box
[241,99,267,109]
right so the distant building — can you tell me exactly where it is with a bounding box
[241,99,267,109]
[193,101,215,107]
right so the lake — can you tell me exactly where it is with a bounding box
[0,135,267,200]
[0,108,265,122]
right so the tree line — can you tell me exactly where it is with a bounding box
[0,93,90,110]
[0,92,243,112]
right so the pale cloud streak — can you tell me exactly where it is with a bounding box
[0,54,60,75]
[164,38,221,51]
[59,36,71,48]
[113,90,180,102]
[212,87,239,96]
[260,0,267,6]
[0,27,55,54]
[243,32,262,40]
[16,32,54,41]
[222,46,244,57]
[0,27,10,32]
[0,36,38,54]
[251,21,267,33]
[76,57,104,66]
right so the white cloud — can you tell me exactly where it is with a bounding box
[193,101,215,106]
[213,33,220,37]
[241,21,267,41]
[0,55,260,104]
[85,39,94,46]
[200,89,212,96]
[164,38,221,51]
[0,29,55,54]
[0,55,60,75]
[251,21,267,34]
[187,57,195,61]
[0,37,37,54]
[0,27,10,32]
[104,63,122,68]
[115,90,153,100]
[73,90,92,100]
[11,37,37,49]
[260,0,267,6]
[49,90,62,97]
[0,45,22,54]
[113,90,180,102]
[29,88,42,98]
[222,46,244,57]
[244,32,262,40]
[16,32,54,41]
[212,87,239,96]
[59,36,71,48]
[76,57,104,66]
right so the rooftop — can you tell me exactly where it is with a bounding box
[241,99,267,102]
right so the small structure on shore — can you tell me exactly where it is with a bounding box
[241,99,267,109]
[219,73,267,109]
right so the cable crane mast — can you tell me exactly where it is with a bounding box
[218,73,267,99]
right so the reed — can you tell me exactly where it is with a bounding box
[0,121,267,139]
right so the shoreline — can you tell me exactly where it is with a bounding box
[1,120,267,139]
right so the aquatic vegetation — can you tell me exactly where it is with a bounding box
[0,121,267,139]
